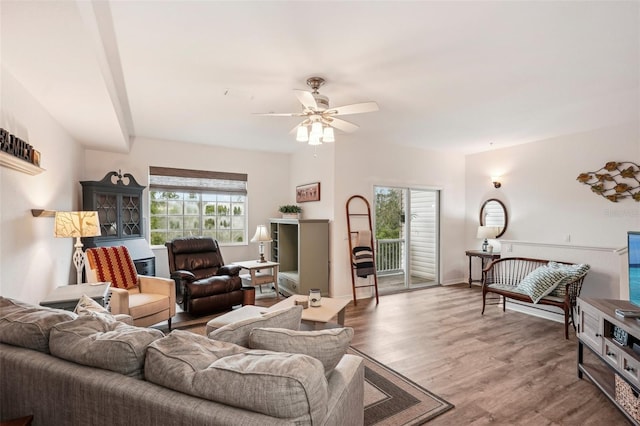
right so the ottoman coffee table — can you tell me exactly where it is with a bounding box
[268,294,350,330]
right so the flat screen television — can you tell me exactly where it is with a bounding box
[629,231,640,306]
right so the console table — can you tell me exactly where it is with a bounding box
[465,250,500,288]
[577,297,640,425]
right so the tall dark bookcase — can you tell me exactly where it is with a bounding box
[80,171,155,276]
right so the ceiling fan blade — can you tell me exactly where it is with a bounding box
[253,112,304,117]
[294,90,318,110]
[327,117,359,133]
[325,101,379,116]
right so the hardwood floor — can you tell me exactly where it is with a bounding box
[335,284,628,425]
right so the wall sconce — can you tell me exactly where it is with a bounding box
[491,176,502,189]
[31,209,56,217]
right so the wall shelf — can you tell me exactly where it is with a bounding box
[0,151,44,175]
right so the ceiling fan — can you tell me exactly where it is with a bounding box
[255,77,379,145]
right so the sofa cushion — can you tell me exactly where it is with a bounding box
[208,305,302,347]
[516,266,568,303]
[49,315,164,378]
[0,297,76,353]
[248,327,354,377]
[145,330,327,423]
[547,262,591,298]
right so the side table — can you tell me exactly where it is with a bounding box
[232,260,280,298]
[465,250,500,288]
[40,282,111,311]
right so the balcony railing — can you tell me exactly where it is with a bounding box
[376,238,403,274]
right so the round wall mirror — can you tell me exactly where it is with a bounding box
[479,199,507,238]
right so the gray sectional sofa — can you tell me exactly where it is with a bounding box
[0,297,364,425]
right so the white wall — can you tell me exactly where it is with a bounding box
[83,136,291,277]
[330,138,467,299]
[0,68,84,303]
[465,122,640,314]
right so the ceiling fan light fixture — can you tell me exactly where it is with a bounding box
[310,121,323,138]
[296,125,309,142]
[322,126,335,143]
[308,133,322,146]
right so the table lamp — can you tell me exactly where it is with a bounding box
[54,211,101,284]
[251,224,272,263]
[477,226,500,252]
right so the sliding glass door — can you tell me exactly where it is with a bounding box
[374,186,439,292]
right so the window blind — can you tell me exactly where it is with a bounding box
[149,166,247,195]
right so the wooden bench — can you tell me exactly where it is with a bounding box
[481,257,589,339]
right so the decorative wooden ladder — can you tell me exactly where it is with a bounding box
[346,195,379,306]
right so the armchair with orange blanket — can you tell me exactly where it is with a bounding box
[85,246,175,329]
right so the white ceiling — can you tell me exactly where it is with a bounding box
[1,1,638,155]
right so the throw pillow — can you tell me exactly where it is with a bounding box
[516,266,568,303]
[248,327,354,377]
[74,294,114,320]
[85,246,138,289]
[207,305,303,347]
[0,297,77,353]
[49,315,164,378]
[547,262,591,298]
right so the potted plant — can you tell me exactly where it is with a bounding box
[279,204,302,219]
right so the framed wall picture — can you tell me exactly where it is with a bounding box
[296,182,321,203]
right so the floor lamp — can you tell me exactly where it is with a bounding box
[54,211,101,284]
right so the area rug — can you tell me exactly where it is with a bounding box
[350,346,453,425]
[179,324,453,425]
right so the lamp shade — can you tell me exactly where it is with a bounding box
[322,126,335,143]
[251,225,272,243]
[477,225,501,239]
[310,121,323,137]
[296,125,309,142]
[54,211,101,238]
[308,133,322,146]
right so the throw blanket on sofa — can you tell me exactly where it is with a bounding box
[352,230,375,278]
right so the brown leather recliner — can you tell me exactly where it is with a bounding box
[165,237,243,316]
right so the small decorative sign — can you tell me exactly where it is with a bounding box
[0,128,41,167]
[296,182,321,203]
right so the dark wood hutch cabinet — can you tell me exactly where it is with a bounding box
[81,171,155,276]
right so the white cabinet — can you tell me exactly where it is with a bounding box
[270,218,329,297]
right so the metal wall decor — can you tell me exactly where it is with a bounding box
[577,161,640,202]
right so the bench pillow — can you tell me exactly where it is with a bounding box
[50,315,164,378]
[548,262,590,298]
[516,266,568,303]
[248,327,354,378]
[0,297,76,353]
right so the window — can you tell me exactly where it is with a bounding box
[149,166,247,246]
